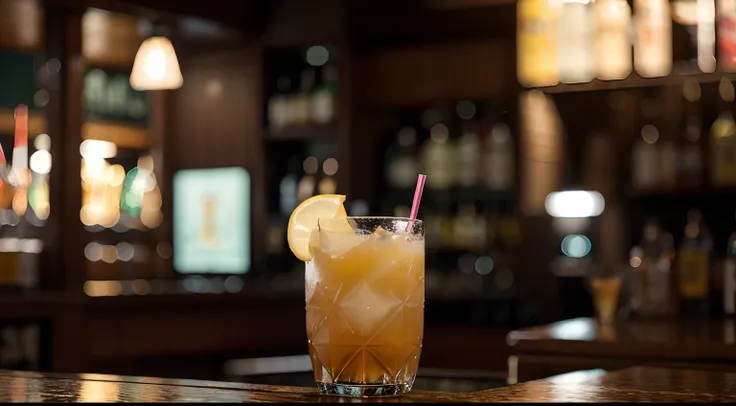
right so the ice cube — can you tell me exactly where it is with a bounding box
[337,280,401,336]
[372,226,391,239]
[319,231,368,258]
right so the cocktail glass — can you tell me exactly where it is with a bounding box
[305,216,425,397]
[587,265,623,325]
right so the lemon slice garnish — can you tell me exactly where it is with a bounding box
[287,194,347,261]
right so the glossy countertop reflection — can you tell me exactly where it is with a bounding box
[0,367,735,402]
[507,317,736,360]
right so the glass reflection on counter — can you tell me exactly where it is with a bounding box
[82,276,244,297]
[79,380,120,402]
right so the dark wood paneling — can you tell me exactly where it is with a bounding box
[87,297,305,359]
[359,39,515,108]
[261,0,345,47]
[421,326,510,372]
[171,47,265,272]
[45,0,257,34]
[350,2,515,47]
[43,6,86,291]
[42,6,89,373]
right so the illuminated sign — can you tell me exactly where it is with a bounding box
[173,167,250,274]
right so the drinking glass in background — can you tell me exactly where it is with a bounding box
[587,265,624,325]
[305,217,425,397]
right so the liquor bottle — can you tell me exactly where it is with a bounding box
[453,204,478,251]
[421,123,456,190]
[672,0,713,73]
[718,0,736,72]
[106,75,129,118]
[594,0,633,80]
[297,156,318,203]
[724,232,736,316]
[385,126,420,190]
[310,65,338,125]
[659,129,679,191]
[484,122,515,191]
[1,327,20,369]
[473,206,488,253]
[19,324,39,371]
[680,80,704,188]
[629,245,646,314]
[677,208,713,317]
[440,203,456,249]
[268,76,292,131]
[279,158,300,216]
[392,205,411,218]
[558,0,595,84]
[698,0,717,73]
[498,200,523,249]
[634,0,672,78]
[317,158,338,194]
[487,202,509,287]
[486,204,500,253]
[710,78,736,187]
[638,219,676,317]
[9,105,34,289]
[292,69,315,126]
[456,123,481,189]
[631,124,661,190]
[517,0,559,87]
[424,207,443,253]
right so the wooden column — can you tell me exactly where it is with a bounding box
[149,90,174,278]
[43,5,87,373]
[42,5,85,290]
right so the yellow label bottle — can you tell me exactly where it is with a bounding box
[594,0,632,80]
[677,250,709,299]
[711,79,736,187]
[517,0,559,87]
[677,209,713,317]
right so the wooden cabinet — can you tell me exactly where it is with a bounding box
[359,40,514,108]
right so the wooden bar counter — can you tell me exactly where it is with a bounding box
[506,317,736,383]
[1,367,734,402]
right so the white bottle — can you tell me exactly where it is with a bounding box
[456,126,481,187]
[421,123,456,190]
[268,77,291,130]
[291,69,314,126]
[310,65,338,125]
[634,0,672,78]
[697,0,717,73]
[485,123,515,191]
[632,124,661,190]
[594,0,632,80]
[659,135,679,190]
[558,0,596,83]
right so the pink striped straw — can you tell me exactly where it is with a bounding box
[406,174,426,232]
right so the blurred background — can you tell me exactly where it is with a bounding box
[0,0,734,393]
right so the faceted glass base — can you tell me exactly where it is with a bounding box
[317,382,412,397]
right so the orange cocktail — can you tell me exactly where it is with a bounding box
[306,217,424,396]
[287,195,425,397]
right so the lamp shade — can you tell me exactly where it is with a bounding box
[130,36,183,91]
